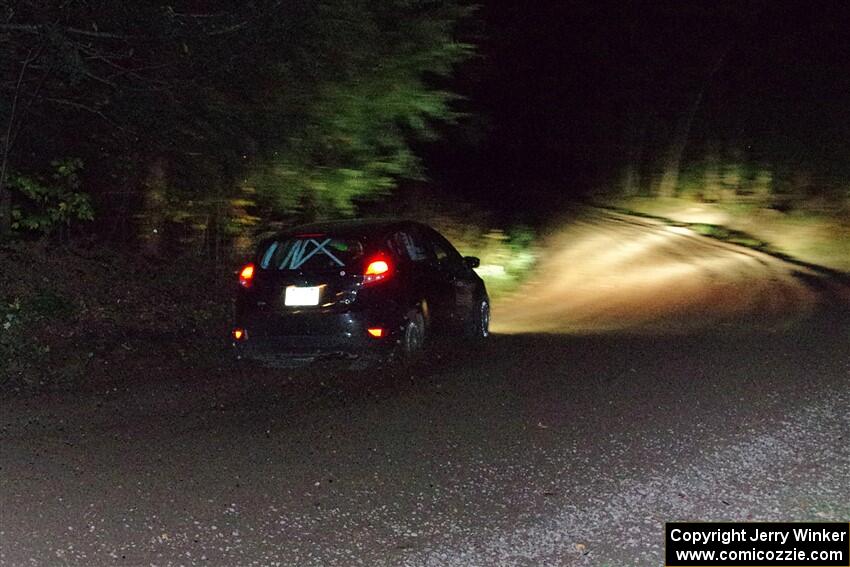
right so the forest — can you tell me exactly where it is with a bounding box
[2,1,849,388]
[1,1,470,251]
[3,2,849,254]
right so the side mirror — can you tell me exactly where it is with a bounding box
[463,256,480,269]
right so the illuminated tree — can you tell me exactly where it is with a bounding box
[0,1,471,241]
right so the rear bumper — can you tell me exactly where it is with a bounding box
[232,309,401,360]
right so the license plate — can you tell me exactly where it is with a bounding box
[284,285,321,306]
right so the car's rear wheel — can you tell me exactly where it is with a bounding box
[397,310,426,363]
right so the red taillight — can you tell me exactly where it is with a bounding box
[363,257,391,285]
[365,260,389,275]
[239,263,255,288]
[232,328,247,341]
[367,327,385,338]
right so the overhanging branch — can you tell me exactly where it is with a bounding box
[0,23,134,40]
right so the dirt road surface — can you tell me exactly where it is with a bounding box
[2,211,848,566]
[493,210,841,334]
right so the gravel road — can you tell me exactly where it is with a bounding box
[492,210,841,334]
[2,212,848,566]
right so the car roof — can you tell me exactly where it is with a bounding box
[278,218,428,239]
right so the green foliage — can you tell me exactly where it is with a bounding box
[685,223,768,250]
[27,288,77,320]
[2,0,473,236]
[10,159,94,236]
[430,217,539,298]
[0,298,24,384]
[471,228,538,297]
[656,149,850,214]
[0,295,60,385]
[243,1,472,216]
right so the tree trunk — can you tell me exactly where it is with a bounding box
[620,114,646,196]
[1,46,43,240]
[1,69,18,239]
[656,94,703,198]
[0,176,11,239]
[138,159,167,256]
[656,46,730,198]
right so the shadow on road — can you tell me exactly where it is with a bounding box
[197,303,850,434]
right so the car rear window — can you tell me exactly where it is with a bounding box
[258,237,365,272]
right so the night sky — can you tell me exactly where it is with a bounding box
[425,1,850,217]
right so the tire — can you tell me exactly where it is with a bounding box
[466,297,490,340]
[397,310,426,363]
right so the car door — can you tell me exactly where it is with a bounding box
[390,227,457,328]
[387,228,437,319]
[423,228,477,325]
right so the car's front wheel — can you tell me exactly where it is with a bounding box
[466,297,490,340]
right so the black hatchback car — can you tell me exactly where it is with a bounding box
[232,219,489,365]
